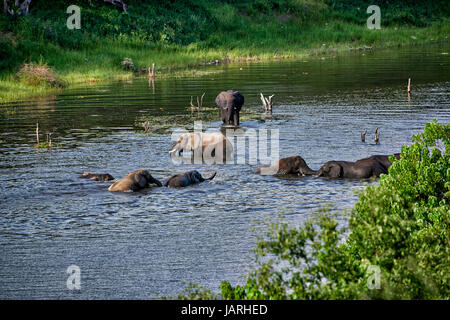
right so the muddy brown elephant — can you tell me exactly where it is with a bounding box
[164,170,216,188]
[255,155,317,176]
[108,169,162,192]
[215,90,244,126]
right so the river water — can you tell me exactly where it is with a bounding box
[0,45,449,299]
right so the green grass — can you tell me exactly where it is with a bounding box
[0,0,449,103]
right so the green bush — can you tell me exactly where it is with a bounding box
[179,120,449,299]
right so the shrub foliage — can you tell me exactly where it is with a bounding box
[179,120,449,299]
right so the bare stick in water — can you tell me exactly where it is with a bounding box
[361,129,367,142]
[374,127,380,144]
[36,122,39,144]
[148,63,155,79]
[260,93,275,114]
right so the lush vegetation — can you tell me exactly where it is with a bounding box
[1,0,449,102]
[177,120,449,299]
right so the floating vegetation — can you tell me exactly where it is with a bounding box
[135,105,293,136]
[135,106,262,136]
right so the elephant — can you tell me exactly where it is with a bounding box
[164,170,217,188]
[362,153,400,172]
[108,169,162,192]
[169,131,234,162]
[79,171,115,182]
[316,158,388,179]
[215,90,244,126]
[255,155,317,176]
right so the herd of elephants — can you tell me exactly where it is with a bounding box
[80,90,400,192]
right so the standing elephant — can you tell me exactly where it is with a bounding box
[255,155,317,176]
[108,169,162,192]
[215,90,244,126]
[317,158,388,179]
[164,170,216,188]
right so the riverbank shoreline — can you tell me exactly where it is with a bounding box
[1,22,449,104]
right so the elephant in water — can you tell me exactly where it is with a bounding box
[164,170,216,188]
[255,155,317,176]
[108,169,162,192]
[215,90,244,126]
[362,153,400,172]
[317,158,388,179]
[79,172,114,182]
[169,131,234,162]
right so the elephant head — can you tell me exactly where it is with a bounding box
[164,170,216,188]
[188,170,216,183]
[169,133,202,156]
[134,170,163,188]
[108,169,162,192]
[293,156,317,176]
[256,155,317,176]
[215,90,244,126]
[317,161,343,178]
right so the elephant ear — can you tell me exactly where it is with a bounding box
[215,92,227,107]
[189,133,202,150]
[233,91,244,111]
[329,163,343,178]
[191,171,202,183]
[136,172,150,188]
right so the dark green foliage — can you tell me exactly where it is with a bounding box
[178,120,449,299]
[1,0,449,70]
[0,1,449,100]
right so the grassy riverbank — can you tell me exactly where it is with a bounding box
[1,0,449,103]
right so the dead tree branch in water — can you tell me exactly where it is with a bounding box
[260,93,274,114]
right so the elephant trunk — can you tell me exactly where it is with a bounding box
[206,172,217,180]
[150,177,163,187]
[301,166,318,176]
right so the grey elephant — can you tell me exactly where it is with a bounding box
[317,158,388,179]
[215,90,244,126]
[363,153,400,172]
[108,169,162,192]
[255,155,317,176]
[164,170,216,188]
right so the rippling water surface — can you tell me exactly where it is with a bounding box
[0,45,449,299]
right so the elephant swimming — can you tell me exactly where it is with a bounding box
[215,90,244,126]
[255,155,317,176]
[362,153,400,172]
[317,158,388,179]
[164,170,217,188]
[108,169,162,192]
[169,131,234,162]
[79,171,115,182]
